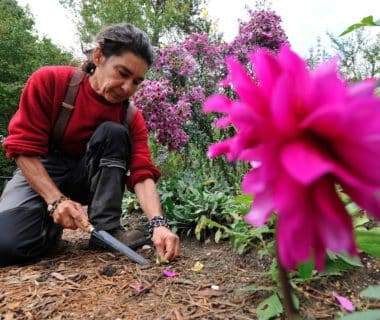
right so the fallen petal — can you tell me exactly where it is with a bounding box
[135,284,144,293]
[335,295,355,312]
[162,270,178,277]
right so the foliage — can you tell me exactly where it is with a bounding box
[59,0,210,46]
[0,0,73,177]
[328,30,380,80]
[340,16,380,36]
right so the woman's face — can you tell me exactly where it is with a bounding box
[90,48,149,104]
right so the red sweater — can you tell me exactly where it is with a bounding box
[3,66,161,192]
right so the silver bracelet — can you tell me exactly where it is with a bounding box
[148,216,169,236]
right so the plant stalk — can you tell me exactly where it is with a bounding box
[278,261,300,319]
[276,229,300,320]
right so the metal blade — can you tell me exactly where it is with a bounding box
[92,229,149,266]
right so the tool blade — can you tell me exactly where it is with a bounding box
[92,229,149,266]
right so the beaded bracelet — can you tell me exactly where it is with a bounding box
[47,195,70,216]
[148,216,169,236]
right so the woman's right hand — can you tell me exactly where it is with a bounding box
[51,199,90,231]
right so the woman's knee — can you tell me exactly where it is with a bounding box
[0,207,59,265]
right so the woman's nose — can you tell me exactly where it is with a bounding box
[121,80,132,95]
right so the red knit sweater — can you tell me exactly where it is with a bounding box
[3,66,161,191]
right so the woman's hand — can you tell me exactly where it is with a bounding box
[152,226,180,261]
[51,199,90,230]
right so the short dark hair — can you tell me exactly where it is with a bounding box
[82,23,154,74]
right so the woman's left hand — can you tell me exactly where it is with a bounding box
[152,226,180,261]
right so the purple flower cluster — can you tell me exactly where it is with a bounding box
[132,80,192,150]
[182,33,226,81]
[228,10,289,62]
[134,8,289,151]
[155,45,197,79]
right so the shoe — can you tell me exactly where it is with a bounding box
[89,226,150,251]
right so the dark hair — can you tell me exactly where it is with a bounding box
[82,23,154,74]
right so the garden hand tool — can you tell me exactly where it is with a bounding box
[81,223,150,266]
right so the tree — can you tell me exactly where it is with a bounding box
[328,30,380,80]
[0,0,73,177]
[59,0,208,46]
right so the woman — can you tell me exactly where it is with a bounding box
[0,23,180,266]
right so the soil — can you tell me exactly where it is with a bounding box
[1,217,380,320]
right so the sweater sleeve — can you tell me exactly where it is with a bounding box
[126,109,161,192]
[3,67,63,158]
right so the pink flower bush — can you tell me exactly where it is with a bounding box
[228,10,288,64]
[132,80,192,150]
[203,45,380,270]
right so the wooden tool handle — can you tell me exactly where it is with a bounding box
[74,219,94,234]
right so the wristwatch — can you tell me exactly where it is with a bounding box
[148,216,170,236]
[47,195,69,216]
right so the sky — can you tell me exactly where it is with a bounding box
[16,0,380,58]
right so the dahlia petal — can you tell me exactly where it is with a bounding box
[335,295,355,312]
[344,99,380,139]
[308,57,346,109]
[244,189,274,227]
[343,183,380,220]
[242,168,266,194]
[249,49,281,97]
[278,45,309,86]
[281,140,332,185]
[271,74,298,135]
[348,78,377,99]
[314,178,355,254]
[207,141,231,159]
[274,173,314,268]
[239,148,261,162]
[215,117,232,128]
[225,57,261,106]
[203,94,232,113]
[229,102,260,128]
[333,141,380,187]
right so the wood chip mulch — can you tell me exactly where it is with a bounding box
[1,228,379,320]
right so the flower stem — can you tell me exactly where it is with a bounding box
[278,261,300,319]
[276,228,300,319]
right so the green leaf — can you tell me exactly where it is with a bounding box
[336,252,363,267]
[297,260,314,280]
[233,194,253,206]
[237,243,247,255]
[346,202,361,216]
[292,293,300,310]
[242,284,273,292]
[257,294,283,320]
[340,16,380,36]
[360,285,380,300]
[354,216,369,227]
[339,309,380,319]
[355,229,380,257]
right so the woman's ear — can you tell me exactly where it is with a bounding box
[92,47,104,66]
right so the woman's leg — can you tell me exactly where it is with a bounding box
[0,151,72,266]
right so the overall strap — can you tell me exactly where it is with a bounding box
[51,68,85,146]
[52,68,136,147]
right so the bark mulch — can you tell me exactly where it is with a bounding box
[1,227,379,320]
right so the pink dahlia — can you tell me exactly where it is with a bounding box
[203,45,380,270]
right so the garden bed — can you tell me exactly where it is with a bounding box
[1,225,379,320]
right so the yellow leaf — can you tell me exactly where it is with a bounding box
[156,254,169,265]
[191,261,204,271]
